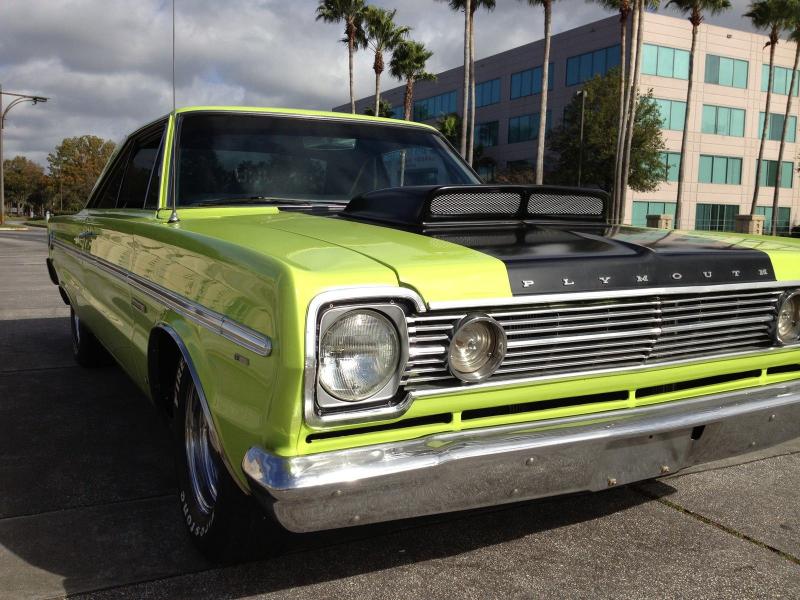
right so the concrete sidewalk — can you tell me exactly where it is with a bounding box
[1,228,798,599]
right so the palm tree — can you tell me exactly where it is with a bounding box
[315,0,368,114]
[438,1,496,162]
[390,40,437,120]
[770,9,800,235]
[667,0,731,230]
[520,1,559,185]
[363,99,395,118]
[364,7,410,117]
[746,0,791,217]
[436,112,463,148]
[591,0,633,222]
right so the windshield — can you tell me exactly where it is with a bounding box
[176,113,479,206]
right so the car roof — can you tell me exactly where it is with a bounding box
[141,106,439,133]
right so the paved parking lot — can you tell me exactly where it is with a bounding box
[1,228,799,599]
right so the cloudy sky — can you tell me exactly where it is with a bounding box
[1,0,757,167]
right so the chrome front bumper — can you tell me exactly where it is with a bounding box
[242,379,800,533]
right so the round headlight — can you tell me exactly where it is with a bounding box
[447,314,507,382]
[318,310,400,402]
[776,290,800,345]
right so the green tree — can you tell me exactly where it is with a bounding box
[770,1,800,234]
[436,112,462,148]
[364,7,410,117]
[667,0,731,229]
[316,0,368,114]
[363,99,395,118]
[2,156,47,216]
[547,69,666,193]
[746,0,792,216]
[390,40,436,120]
[519,1,560,185]
[46,135,115,211]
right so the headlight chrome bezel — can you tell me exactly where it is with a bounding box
[775,289,800,346]
[316,304,408,408]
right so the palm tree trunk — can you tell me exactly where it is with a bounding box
[374,50,383,116]
[770,40,799,235]
[460,0,471,158]
[620,0,643,225]
[613,10,628,224]
[467,10,476,165]
[404,78,414,120]
[674,16,699,230]
[348,28,356,114]
[752,36,777,215]
[535,0,552,185]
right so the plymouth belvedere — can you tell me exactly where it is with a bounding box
[46,107,800,560]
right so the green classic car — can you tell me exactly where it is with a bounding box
[47,106,800,559]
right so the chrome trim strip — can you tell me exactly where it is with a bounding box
[52,239,272,356]
[155,323,249,494]
[243,378,800,532]
[428,280,800,310]
[303,287,426,428]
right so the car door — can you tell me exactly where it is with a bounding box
[82,121,166,374]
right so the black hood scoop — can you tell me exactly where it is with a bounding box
[342,185,776,295]
[343,185,609,228]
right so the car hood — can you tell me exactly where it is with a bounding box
[179,210,800,303]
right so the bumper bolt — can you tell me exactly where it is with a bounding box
[510,488,520,497]
[660,465,670,475]
[607,477,617,487]
[769,414,776,422]
[525,457,535,466]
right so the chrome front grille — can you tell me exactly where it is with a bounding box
[403,288,782,389]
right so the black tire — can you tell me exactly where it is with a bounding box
[70,308,110,367]
[172,357,283,563]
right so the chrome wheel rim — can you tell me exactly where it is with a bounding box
[184,382,219,515]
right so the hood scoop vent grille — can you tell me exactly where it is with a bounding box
[344,185,609,228]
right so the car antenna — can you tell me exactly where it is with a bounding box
[168,0,180,224]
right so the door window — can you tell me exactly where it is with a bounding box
[118,125,166,209]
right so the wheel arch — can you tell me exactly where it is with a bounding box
[148,321,250,494]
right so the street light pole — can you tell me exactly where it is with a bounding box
[576,89,587,188]
[0,85,49,225]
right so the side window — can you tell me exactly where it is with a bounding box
[144,137,164,209]
[118,126,165,209]
[88,147,129,209]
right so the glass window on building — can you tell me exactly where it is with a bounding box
[508,112,552,143]
[659,152,681,182]
[758,112,797,142]
[476,78,501,107]
[754,206,792,234]
[631,201,676,227]
[762,65,800,96]
[510,65,553,99]
[566,45,621,86]
[654,99,687,130]
[476,162,496,183]
[705,55,749,88]
[474,121,499,147]
[701,105,745,137]
[695,203,739,231]
[507,159,532,171]
[413,90,457,121]
[698,155,742,184]
[757,160,794,188]
[642,44,690,79]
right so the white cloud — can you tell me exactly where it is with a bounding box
[0,0,756,168]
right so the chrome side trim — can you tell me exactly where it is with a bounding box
[52,239,272,356]
[428,280,800,310]
[303,287,426,428]
[155,323,249,494]
[243,377,800,532]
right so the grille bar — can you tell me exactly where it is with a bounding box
[402,288,783,390]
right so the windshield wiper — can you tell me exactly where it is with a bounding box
[194,196,317,207]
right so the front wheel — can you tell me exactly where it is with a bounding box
[172,357,283,562]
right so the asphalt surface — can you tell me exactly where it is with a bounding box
[1,227,799,599]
